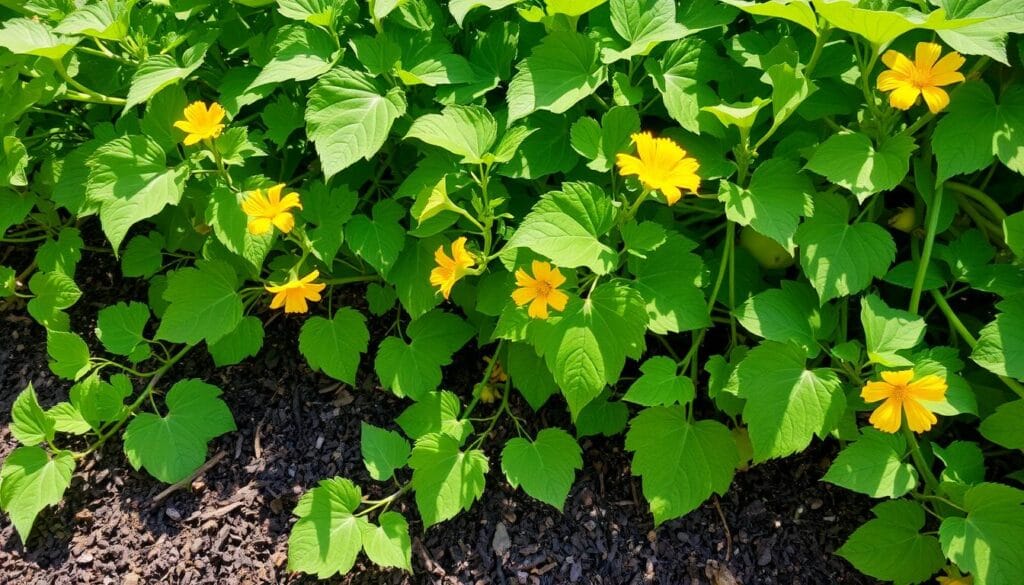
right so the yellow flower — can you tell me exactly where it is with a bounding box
[877,42,965,114]
[860,370,948,433]
[430,237,475,299]
[512,261,569,320]
[484,356,508,384]
[937,575,973,585]
[241,184,303,235]
[265,270,326,314]
[173,101,226,145]
[615,132,700,205]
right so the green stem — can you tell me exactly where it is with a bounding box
[461,339,505,422]
[357,482,413,517]
[946,182,1007,221]
[52,59,126,106]
[897,112,935,138]
[902,426,939,494]
[909,168,941,315]
[727,221,737,347]
[469,379,511,451]
[320,275,380,286]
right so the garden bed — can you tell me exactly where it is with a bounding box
[0,248,872,584]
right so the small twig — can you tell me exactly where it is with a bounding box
[152,451,227,504]
[712,495,733,562]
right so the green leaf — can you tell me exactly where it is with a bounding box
[375,310,474,400]
[299,309,370,385]
[277,0,348,25]
[96,302,150,360]
[46,330,91,381]
[628,233,709,334]
[645,39,718,134]
[938,0,1024,64]
[794,192,896,302]
[823,429,918,498]
[346,200,406,277]
[860,294,926,367]
[721,0,818,34]
[838,500,945,585]
[48,402,90,435]
[534,282,648,418]
[449,0,521,26]
[604,0,685,62]
[406,105,497,164]
[287,477,365,578]
[0,447,75,544]
[980,400,1024,450]
[250,24,337,90]
[122,379,235,483]
[505,342,558,410]
[507,31,606,122]
[121,232,164,278]
[625,408,737,525]
[85,135,186,252]
[935,441,986,485]
[501,428,582,510]
[27,271,80,329]
[54,1,131,40]
[736,341,845,461]
[0,188,36,237]
[805,133,915,201]
[409,432,489,528]
[1005,211,1024,258]
[718,158,814,250]
[0,18,75,59]
[359,511,412,572]
[702,98,771,132]
[396,390,474,442]
[306,66,407,178]
[388,236,443,318]
[70,373,132,431]
[496,111,579,179]
[735,280,829,354]
[940,483,1024,585]
[574,390,629,437]
[156,260,243,346]
[11,384,55,447]
[361,423,411,481]
[124,44,207,111]
[933,82,1024,183]
[507,182,616,274]
[36,228,83,277]
[811,1,980,48]
[623,356,695,406]
[570,106,640,172]
[207,316,264,367]
[0,266,15,298]
[299,182,356,264]
[972,296,1024,379]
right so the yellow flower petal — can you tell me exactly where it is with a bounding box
[616,131,700,203]
[920,86,951,113]
[888,85,921,110]
[247,217,273,235]
[907,374,948,402]
[869,397,904,433]
[881,370,915,386]
[881,50,915,77]
[528,296,550,319]
[914,42,942,70]
[903,398,938,433]
[512,261,569,319]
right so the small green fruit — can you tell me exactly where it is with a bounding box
[739,226,794,269]
[888,207,916,233]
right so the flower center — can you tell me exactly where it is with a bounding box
[909,67,932,89]
[534,280,552,298]
[890,383,909,402]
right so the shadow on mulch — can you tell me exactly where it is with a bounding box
[0,245,876,585]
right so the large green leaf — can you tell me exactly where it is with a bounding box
[972,296,1024,379]
[721,0,818,34]
[27,271,80,330]
[360,423,411,481]
[933,82,1024,183]
[625,408,737,525]
[823,429,918,498]
[507,182,616,274]
[46,330,91,381]
[95,301,151,360]
[395,390,474,442]
[0,18,76,59]
[980,400,1024,451]
[501,428,582,510]
[375,311,474,400]
[839,500,945,585]
[287,477,366,578]
[735,280,829,354]
[534,282,648,418]
[644,38,718,134]
[156,260,243,345]
[345,200,406,277]
[208,316,264,367]
[507,31,606,122]
[299,309,370,385]
[359,511,412,572]
[811,1,980,49]
[305,66,407,178]
[736,341,845,461]
[794,192,896,302]
[409,433,489,528]
[860,294,926,367]
[123,379,235,483]
[805,133,915,201]
[604,0,685,62]
[719,158,814,250]
[85,135,187,251]
[250,24,337,90]
[622,356,695,406]
[406,105,497,164]
[124,44,207,111]
[940,483,1024,585]
[10,384,55,447]
[0,447,75,544]
[628,233,709,334]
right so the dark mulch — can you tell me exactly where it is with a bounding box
[0,246,876,585]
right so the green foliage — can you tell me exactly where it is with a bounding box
[2,0,1023,581]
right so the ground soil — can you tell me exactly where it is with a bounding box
[0,245,877,585]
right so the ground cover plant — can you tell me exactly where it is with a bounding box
[1,0,1023,582]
